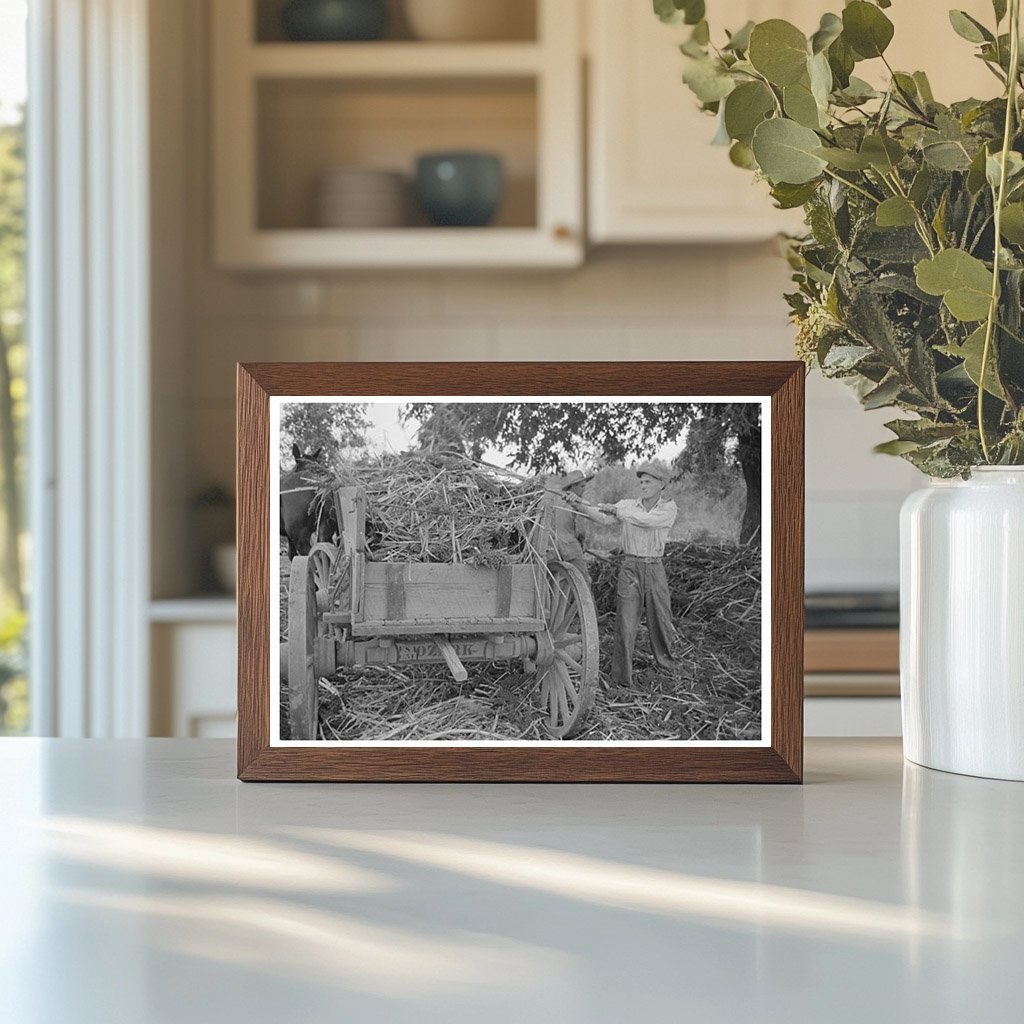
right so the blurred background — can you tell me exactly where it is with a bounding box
[0,0,998,740]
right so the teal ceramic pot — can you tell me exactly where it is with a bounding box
[281,0,388,41]
[415,153,505,227]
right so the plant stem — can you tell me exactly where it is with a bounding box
[822,167,880,205]
[978,0,1021,462]
[884,170,939,254]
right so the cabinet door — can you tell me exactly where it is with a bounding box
[588,0,1001,244]
[587,0,810,242]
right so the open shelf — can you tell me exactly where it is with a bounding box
[256,76,538,232]
[249,41,544,77]
[254,0,538,44]
[212,0,582,268]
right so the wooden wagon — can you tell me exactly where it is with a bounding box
[286,485,599,741]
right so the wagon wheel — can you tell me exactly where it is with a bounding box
[287,555,319,741]
[537,562,599,739]
[308,542,337,613]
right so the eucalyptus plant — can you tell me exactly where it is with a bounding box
[657,0,1024,474]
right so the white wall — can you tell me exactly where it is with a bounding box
[159,0,920,599]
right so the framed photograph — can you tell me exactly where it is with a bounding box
[237,362,803,782]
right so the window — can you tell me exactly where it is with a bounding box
[0,0,27,734]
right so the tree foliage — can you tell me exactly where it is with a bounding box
[402,401,762,542]
[664,0,1024,474]
[278,402,370,464]
[0,112,26,608]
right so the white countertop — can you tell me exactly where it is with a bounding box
[1,738,1020,1023]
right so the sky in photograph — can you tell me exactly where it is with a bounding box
[0,0,27,123]
[363,403,687,469]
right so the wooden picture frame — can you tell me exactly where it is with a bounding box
[237,362,804,782]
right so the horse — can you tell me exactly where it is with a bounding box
[280,445,336,559]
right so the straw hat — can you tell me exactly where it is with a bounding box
[558,469,594,490]
[634,461,669,482]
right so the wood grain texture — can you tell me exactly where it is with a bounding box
[236,361,805,783]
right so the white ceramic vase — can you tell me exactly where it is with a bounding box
[900,467,1024,781]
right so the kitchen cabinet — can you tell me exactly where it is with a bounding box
[586,0,998,244]
[587,0,812,243]
[150,601,237,737]
[211,0,583,269]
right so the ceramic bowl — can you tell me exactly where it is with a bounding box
[415,152,504,227]
[316,168,407,228]
[281,0,388,42]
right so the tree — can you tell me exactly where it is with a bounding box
[402,401,762,543]
[278,402,371,464]
[674,405,761,543]
[0,112,25,607]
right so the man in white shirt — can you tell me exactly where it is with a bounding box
[575,462,678,689]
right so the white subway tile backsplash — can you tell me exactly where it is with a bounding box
[492,322,629,361]
[558,251,726,320]
[352,323,496,362]
[187,271,327,321]
[326,275,445,320]
[720,243,794,321]
[626,323,795,361]
[441,272,562,320]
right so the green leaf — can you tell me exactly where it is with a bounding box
[922,140,973,171]
[892,72,922,110]
[827,36,855,88]
[810,12,843,54]
[993,0,1008,24]
[729,140,757,169]
[948,10,994,44]
[932,189,950,247]
[1000,203,1024,244]
[875,438,922,455]
[915,249,994,322]
[860,133,904,173]
[653,0,705,26]
[842,1,895,59]
[986,150,1024,191]
[723,81,775,144]
[808,51,833,109]
[691,18,710,45]
[770,180,820,209]
[748,20,809,86]
[876,196,918,228]
[862,374,903,409]
[837,76,879,104]
[909,164,933,205]
[940,325,1006,398]
[684,2,706,27]
[784,80,824,129]
[682,57,736,104]
[884,418,963,443]
[913,71,935,104]
[751,118,828,184]
[813,146,872,170]
[967,144,991,194]
[724,20,755,52]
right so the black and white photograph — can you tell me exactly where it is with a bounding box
[272,396,769,745]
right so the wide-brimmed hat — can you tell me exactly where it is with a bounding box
[556,469,593,490]
[633,461,669,482]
